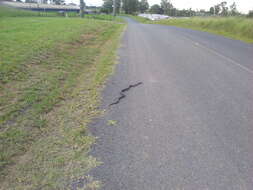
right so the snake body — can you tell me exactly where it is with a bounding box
[109,82,143,106]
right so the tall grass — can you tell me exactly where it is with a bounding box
[151,17,253,43]
[85,14,123,22]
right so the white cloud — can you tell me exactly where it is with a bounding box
[67,0,253,13]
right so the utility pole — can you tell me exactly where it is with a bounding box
[113,0,116,16]
[80,0,84,18]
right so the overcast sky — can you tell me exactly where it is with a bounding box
[66,0,253,13]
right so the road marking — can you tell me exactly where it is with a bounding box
[183,35,253,74]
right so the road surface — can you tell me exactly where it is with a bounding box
[89,18,253,190]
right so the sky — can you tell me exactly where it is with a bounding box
[66,0,253,13]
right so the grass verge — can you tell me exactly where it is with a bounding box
[0,16,125,189]
[149,17,253,43]
[0,5,124,21]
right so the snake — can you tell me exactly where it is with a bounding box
[109,82,143,106]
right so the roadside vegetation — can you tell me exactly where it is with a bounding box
[102,0,253,43]
[149,17,253,43]
[0,6,122,21]
[0,6,58,17]
[125,12,253,43]
[0,6,124,189]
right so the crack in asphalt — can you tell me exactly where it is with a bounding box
[109,82,143,106]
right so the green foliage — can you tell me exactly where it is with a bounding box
[101,0,120,14]
[139,0,149,13]
[209,7,214,15]
[229,2,238,16]
[101,0,113,13]
[160,0,173,15]
[211,1,239,16]
[150,4,163,14]
[122,0,139,14]
[247,10,253,18]
[150,17,253,43]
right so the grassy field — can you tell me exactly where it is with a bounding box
[0,6,59,17]
[0,8,125,190]
[128,15,253,43]
[0,6,121,20]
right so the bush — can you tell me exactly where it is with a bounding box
[247,10,253,18]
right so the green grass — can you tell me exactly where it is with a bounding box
[0,6,58,17]
[149,17,253,43]
[0,5,124,21]
[0,15,125,189]
[85,14,123,22]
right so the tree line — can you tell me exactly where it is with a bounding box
[15,0,253,17]
[101,0,253,17]
[101,0,149,14]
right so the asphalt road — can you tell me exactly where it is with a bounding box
[89,18,253,190]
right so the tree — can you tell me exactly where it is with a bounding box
[188,8,195,16]
[220,1,228,16]
[101,0,113,13]
[122,0,138,14]
[138,0,149,13]
[149,4,163,14]
[229,2,238,16]
[247,10,253,18]
[171,7,177,16]
[101,0,120,14]
[214,4,220,15]
[160,0,173,16]
[209,7,214,15]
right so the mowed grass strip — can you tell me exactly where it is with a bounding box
[0,16,124,189]
[149,17,253,43]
